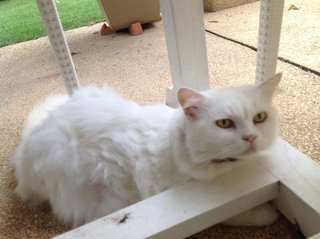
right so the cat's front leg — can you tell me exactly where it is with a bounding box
[223,203,278,226]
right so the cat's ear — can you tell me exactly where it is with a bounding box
[257,73,282,99]
[177,88,206,120]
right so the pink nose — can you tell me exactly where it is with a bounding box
[242,134,257,143]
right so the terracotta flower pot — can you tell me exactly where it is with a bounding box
[98,0,160,31]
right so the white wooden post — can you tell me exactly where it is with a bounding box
[54,160,279,239]
[258,139,320,237]
[255,0,284,83]
[160,0,210,107]
[309,233,320,239]
[53,138,320,239]
[36,0,80,95]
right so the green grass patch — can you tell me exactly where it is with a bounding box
[0,0,104,47]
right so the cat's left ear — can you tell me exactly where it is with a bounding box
[178,88,207,120]
[257,73,282,99]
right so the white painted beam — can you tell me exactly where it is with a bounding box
[257,138,320,237]
[160,0,210,107]
[54,160,278,239]
[309,233,320,239]
[255,0,284,83]
[36,0,80,95]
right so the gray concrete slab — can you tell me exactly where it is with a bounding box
[204,0,320,71]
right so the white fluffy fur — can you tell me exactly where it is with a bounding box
[13,75,281,227]
[22,95,68,138]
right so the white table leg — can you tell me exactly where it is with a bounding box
[36,0,80,95]
[255,0,285,83]
[160,0,210,107]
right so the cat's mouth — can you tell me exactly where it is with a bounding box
[210,157,238,164]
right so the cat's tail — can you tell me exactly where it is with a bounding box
[22,95,68,138]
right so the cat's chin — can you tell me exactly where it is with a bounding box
[210,148,258,165]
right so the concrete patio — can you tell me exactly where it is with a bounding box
[0,0,319,238]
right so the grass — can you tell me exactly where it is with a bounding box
[0,0,104,47]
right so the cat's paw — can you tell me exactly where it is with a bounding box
[223,203,278,226]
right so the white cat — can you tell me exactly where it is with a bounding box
[13,74,281,227]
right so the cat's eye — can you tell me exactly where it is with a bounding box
[216,119,235,129]
[253,112,268,124]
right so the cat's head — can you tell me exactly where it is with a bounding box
[175,73,281,180]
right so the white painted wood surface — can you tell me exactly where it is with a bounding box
[160,0,210,107]
[258,138,320,237]
[54,160,278,239]
[55,138,320,239]
[255,0,285,83]
[309,233,320,239]
[36,0,79,95]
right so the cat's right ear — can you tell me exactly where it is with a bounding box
[177,88,206,120]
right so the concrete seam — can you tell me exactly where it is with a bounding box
[205,29,320,77]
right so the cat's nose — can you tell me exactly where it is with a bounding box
[242,134,257,143]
